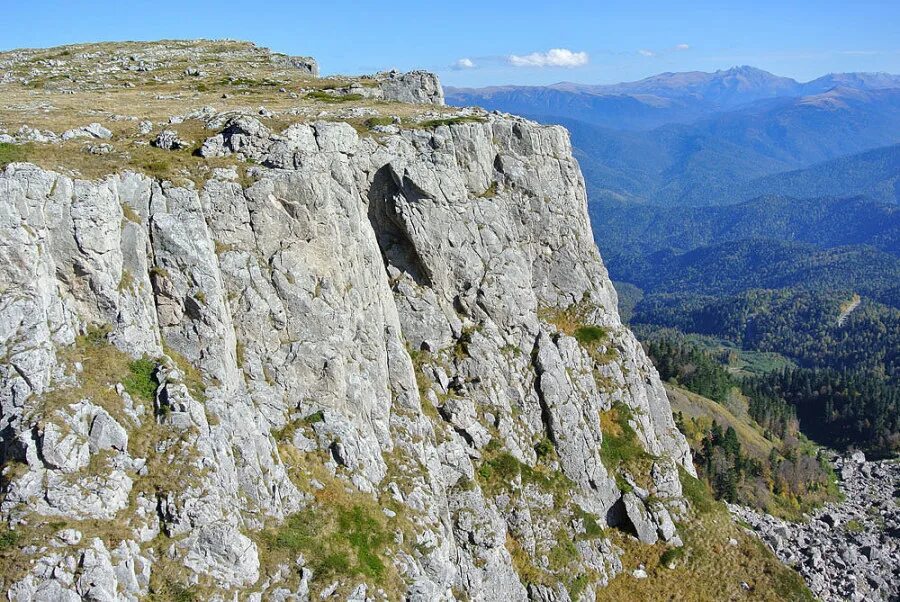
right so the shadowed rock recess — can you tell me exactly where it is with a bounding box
[1,42,696,601]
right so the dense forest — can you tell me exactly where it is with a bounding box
[611,240,900,308]
[754,369,900,456]
[634,290,900,380]
[594,180,900,458]
[645,335,799,440]
[646,321,900,454]
[646,335,840,515]
[592,194,900,258]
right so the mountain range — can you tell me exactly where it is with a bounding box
[447,66,900,131]
[449,65,900,465]
[474,87,900,206]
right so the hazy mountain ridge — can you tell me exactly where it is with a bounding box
[747,143,900,205]
[447,66,900,131]
[591,194,900,258]
[547,87,900,206]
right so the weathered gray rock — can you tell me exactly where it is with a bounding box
[152,129,190,150]
[622,492,659,545]
[376,70,445,105]
[0,85,695,599]
[61,123,112,141]
[183,523,260,588]
[271,53,319,76]
[730,452,900,602]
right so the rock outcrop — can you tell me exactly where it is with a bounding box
[0,44,694,600]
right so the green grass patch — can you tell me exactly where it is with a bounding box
[678,465,717,515]
[148,579,198,602]
[659,545,685,567]
[574,505,605,540]
[305,90,364,103]
[599,403,651,474]
[534,437,555,460]
[418,116,486,128]
[476,448,575,507]
[0,527,19,551]
[260,501,394,591]
[304,410,325,425]
[844,519,864,533]
[574,325,608,347]
[0,143,28,168]
[122,357,158,402]
[540,298,617,364]
[364,116,394,128]
[548,528,579,570]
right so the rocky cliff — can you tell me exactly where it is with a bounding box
[0,41,695,601]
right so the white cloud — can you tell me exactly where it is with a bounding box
[452,57,476,69]
[675,43,690,51]
[508,48,589,68]
[638,49,657,57]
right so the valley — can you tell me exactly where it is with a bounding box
[451,63,900,600]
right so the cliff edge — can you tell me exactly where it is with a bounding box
[0,40,697,601]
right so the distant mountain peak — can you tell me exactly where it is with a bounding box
[445,66,900,131]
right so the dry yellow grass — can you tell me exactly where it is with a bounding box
[1,40,466,185]
[666,383,775,460]
[599,504,814,601]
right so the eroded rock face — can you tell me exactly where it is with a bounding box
[376,70,445,105]
[0,105,694,599]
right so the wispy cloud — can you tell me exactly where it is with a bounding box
[452,57,476,69]
[838,50,880,56]
[674,43,690,51]
[508,48,589,68]
[638,49,657,57]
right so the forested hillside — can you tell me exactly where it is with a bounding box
[558,88,900,206]
[454,66,900,457]
[746,144,900,205]
[592,195,900,257]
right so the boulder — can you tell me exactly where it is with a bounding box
[623,493,659,545]
[152,129,190,150]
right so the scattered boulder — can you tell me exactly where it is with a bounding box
[183,523,260,588]
[62,122,112,141]
[376,70,444,105]
[622,492,659,545]
[729,451,900,601]
[87,410,128,453]
[152,129,190,150]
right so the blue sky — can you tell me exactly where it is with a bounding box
[4,0,899,87]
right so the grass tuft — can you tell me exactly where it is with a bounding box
[678,465,717,515]
[257,482,401,596]
[574,325,608,346]
[122,357,158,402]
[418,116,486,128]
[478,181,498,198]
[601,503,815,601]
[364,116,394,128]
[0,143,28,168]
[305,90,364,103]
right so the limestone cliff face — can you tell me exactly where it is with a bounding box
[0,96,694,599]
